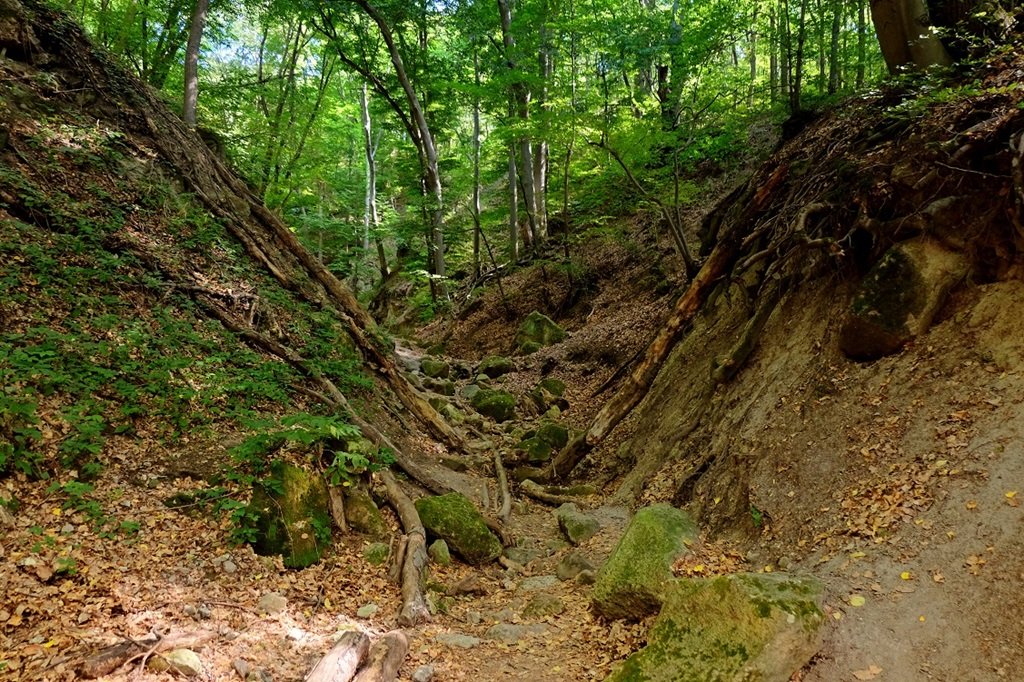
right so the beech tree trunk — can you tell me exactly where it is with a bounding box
[182,0,208,125]
[870,0,953,72]
[360,83,388,280]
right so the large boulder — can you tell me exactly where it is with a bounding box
[556,503,600,545]
[414,493,502,565]
[478,355,515,379]
[470,388,517,422]
[248,462,331,569]
[840,238,968,360]
[592,504,697,620]
[344,487,390,540]
[606,573,825,682]
[420,357,451,379]
[514,312,567,354]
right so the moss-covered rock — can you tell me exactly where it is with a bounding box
[424,377,456,396]
[840,238,967,360]
[592,504,697,620]
[519,437,553,463]
[421,357,451,379]
[363,542,391,565]
[538,377,566,396]
[556,503,600,545]
[606,573,824,682]
[415,493,502,565]
[536,422,569,449]
[344,487,390,541]
[429,539,452,566]
[478,355,515,379]
[514,312,566,353]
[470,388,517,422]
[249,462,331,569]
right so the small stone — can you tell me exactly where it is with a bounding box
[356,603,378,618]
[286,627,308,642]
[233,659,251,679]
[412,664,435,682]
[518,575,559,592]
[478,355,515,379]
[222,560,238,574]
[485,623,548,643]
[504,546,544,566]
[428,539,452,566]
[421,358,451,379]
[435,632,481,649]
[576,569,597,585]
[363,542,391,566]
[60,523,75,535]
[149,649,203,677]
[183,604,198,618]
[556,503,601,545]
[197,604,212,620]
[257,592,287,615]
[523,593,565,618]
[464,610,483,625]
[557,552,596,581]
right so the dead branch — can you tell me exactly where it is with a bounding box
[78,630,216,679]
[305,631,370,682]
[494,451,512,524]
[351,631,408,682]
[380,471,430,627]
[328,486,348,533]
[520,479,584,506]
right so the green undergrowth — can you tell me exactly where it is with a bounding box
[0,112,374,482]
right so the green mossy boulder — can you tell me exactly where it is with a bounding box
[556,503,600,545]
[415,493,502,565]
[344,487,390,541]
[249,462,331,569]
[421,357,451,379]
[429,539,453,566]
[840,238,967,360]
[363,542,391,565]
[425,377,456,396]
[592,504,697,620]
[470,388,517,422]
[606,573,824,682]
[538,377,566,397]
[514,312,566,353]
[478,355,515,379]
[519,437,553,463]
[536,422,570,449]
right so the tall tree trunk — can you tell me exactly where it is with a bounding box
[508,140,519,261]
[182,0,208,125]
[780,0,791,100]
[770,5,779,103]
[816,0,826,93]
[856,0,867,87]
[472,47,483,280]
[789,0,807,114]
[349,0,446,297]
[360,83,388,281]
[497,0,539,251]
[748,7,758,107]
[870,0,952,72]
[533,0,552,240]
[828,0,841,93]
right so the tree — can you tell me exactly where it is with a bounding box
[182,0,209,125]
[870,0,952,71]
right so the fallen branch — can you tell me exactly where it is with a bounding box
[520,479,585,506]
[380,471,430,627]
[494,452,512,524]
[328,486,348,533]
[352,631,408,682]
[78,630,216,679]
[305,631,370,682]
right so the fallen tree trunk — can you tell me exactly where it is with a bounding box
[78,630,217,679]
[352,631,408,682]
[380,471,430,627]
[305,631,370,682]
[550,164,789,480]
[550,239,739,479]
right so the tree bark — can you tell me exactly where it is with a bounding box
[360,83,388,281]
[870,0,953,72]
[381,471,431,627]
[472,47,483,280]
[351,632,408,682]
[305,631,370,682]
[181,0,208,125]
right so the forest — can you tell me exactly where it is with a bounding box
[2,0,1024,679]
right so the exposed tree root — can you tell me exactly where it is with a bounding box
[380,471,431,627]
[494,451,512,524]
[351,631,408,682]
[78,630,217,679]
[305,631,370,682]
[520,479,588,506]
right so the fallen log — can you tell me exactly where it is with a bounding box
[352,631,408,682]
[520,479,585,506]
[305,631,370,682]
[380,471,430,627]
[78,630,216,679]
